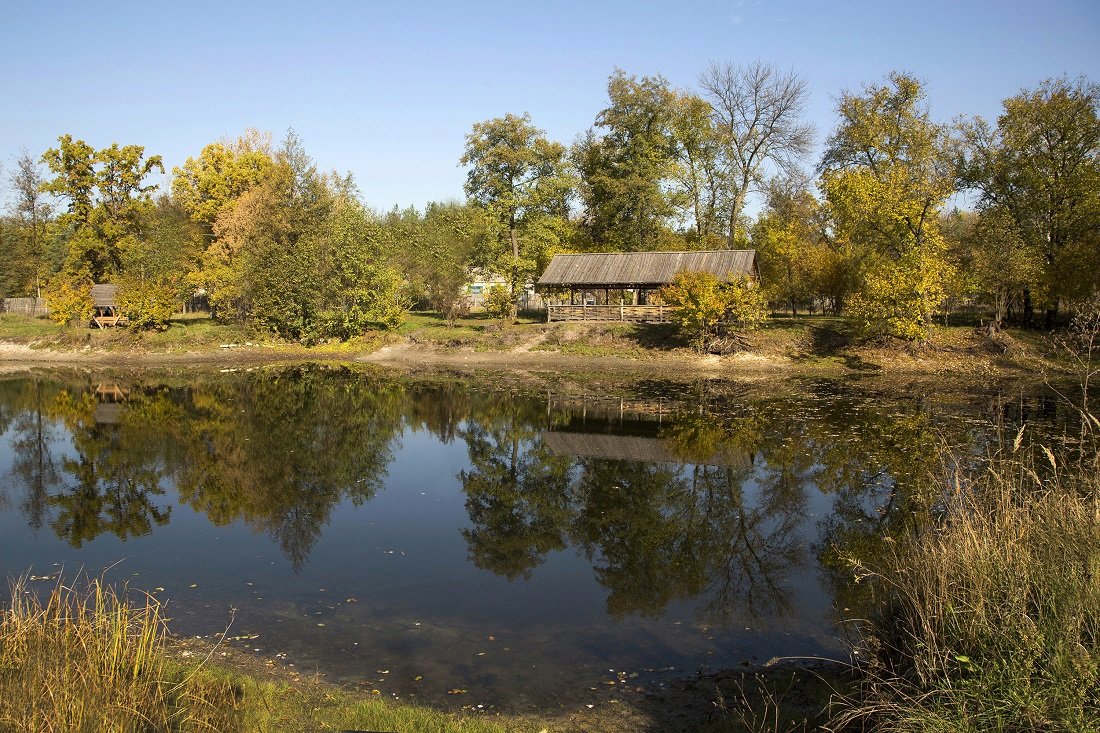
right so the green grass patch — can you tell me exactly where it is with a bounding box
[0,313,65,343]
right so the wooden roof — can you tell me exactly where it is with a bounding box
[91,284,119,307]
[537,250,757,289]
[540,431,753,469]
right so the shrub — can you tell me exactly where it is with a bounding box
[45,269,94,326]
[484,284,513,322]
[118,277,179,331]
[660,271,767,350]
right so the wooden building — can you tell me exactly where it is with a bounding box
[91,284,129,328]
[536,250,758,322]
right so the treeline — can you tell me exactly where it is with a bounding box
[1,65,1098,340]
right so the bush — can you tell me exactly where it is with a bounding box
[118,277,179,331]
[45,269,94,326]
[484,284,513,322]
[660,271,767,350]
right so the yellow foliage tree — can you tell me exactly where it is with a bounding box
[820,73,956,340]
[45,267,94,326]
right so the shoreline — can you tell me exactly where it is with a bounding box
[0,328,1066,382]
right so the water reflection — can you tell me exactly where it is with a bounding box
[0,366,1086,706]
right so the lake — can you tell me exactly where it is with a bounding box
[0,365,1077,712]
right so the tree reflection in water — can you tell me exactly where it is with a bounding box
[1,367,1077,628]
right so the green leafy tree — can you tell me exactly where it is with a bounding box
[461,113,572,317]
[115,198,203,330]
[669,91,728,243]
[959,77,1100,324]
[6,149,54,298]
[573,70,682,252]
[963,208,1044,329]
[41,136,164,281]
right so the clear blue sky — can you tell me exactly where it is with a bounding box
[2,0,1098,214]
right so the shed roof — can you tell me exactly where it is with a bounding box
[540,431,753,469]
[537,250,757,289]
[91,284,119,307]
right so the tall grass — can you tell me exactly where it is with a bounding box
[0,577,239,732]
[0,577,524,732]
[837,435,1100,732]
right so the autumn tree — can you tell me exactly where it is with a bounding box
[699,61,814,247]
[461,113,572,317]
[660,271,766,350]
[752,181,833,314]
[958,77,1100,325]
[820,73,957,341]
[171,130,275,231]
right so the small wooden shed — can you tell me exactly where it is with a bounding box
[536,250,758,322]
[91,284,128,328]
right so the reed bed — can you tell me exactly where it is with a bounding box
[837,435,1100,732]
[0,577,238,732]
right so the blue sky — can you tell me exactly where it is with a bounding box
[2,0,1098,214]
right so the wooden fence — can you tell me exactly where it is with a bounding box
[2,298,48,315]
[546,303,675,323]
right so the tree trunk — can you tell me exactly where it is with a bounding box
[509,224,519,321]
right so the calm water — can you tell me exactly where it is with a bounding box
[0,365,1077,711]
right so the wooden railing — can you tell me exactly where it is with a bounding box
[546,304,675,323]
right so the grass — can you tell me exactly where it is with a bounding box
[0,313,65,343]
[837,426,1100,731]
[0,576,528,733]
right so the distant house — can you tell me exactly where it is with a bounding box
[536,250,758,322]
[90,284,129,328]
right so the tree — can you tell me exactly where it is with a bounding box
[574,70,682,252]
[699,61,814,247]
[41,135,164,280]
[171,130,275,230]
[959,77,1100,324]
[752,181,832,314]
[7,149,54,298]
[401,202,489,325]
[819,73,956,340]
[962,208,1043,329]
[208,131,407,339]
[117,197,204,330]
[461,113,572,317]
[669,91,728,243]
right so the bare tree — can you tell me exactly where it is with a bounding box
[699,61,815,247]
[9,148,52,299]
